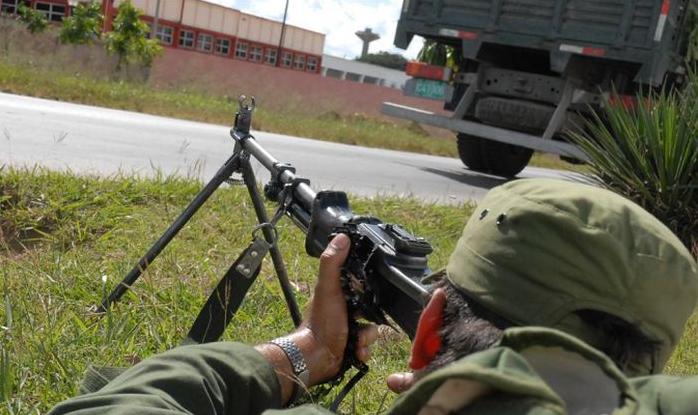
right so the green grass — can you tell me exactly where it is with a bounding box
[0,169,696,413]
[0,58,586,172]
[0,168,471,414]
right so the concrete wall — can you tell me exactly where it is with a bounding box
[149,48,446,120]
[321,54,410,90]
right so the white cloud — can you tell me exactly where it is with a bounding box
[206,0,423,59]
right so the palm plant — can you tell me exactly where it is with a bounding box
[570,85,698,258]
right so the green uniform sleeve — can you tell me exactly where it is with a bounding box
[49,342,282,415]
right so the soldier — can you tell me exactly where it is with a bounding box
[50,179,698,414]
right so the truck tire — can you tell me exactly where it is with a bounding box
[481,140,533,177]
[456,133,486,171]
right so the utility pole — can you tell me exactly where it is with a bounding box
[153,0,161,42]
[275,0,290,67]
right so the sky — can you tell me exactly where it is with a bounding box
[206,0,424,59]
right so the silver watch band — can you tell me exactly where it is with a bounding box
[268,337,310,403]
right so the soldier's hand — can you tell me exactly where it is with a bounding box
[304,234,379,383]
[257,234,379,405]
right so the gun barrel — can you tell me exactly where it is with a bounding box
[236,133,316,212]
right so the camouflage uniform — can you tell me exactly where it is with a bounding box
[49,179,698,414]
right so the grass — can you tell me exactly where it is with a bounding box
[0,169,696,413]
[0,58,584,172]
[0,168,471,414]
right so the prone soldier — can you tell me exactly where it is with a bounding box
[50,178,698,414]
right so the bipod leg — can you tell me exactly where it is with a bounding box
[95,152,243,313]
[241,157,302,327]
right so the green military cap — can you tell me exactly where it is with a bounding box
[446,178,698,374]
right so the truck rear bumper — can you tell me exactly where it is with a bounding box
[381,102,588,161]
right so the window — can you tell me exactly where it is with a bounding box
[179,30,194,48]
[306,57,318,72]
[215,38,230,56]
[35,2,65,22]
[235,41,248,59]
[293,54,305,70]
[1,0,19,14]
[249,46,262,62]
[264,48,277,65]
[281,51,292,68]
[197,33,213,52]
[152,25,173,45]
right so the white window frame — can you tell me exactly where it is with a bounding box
[249,45,262,62]
[215,38,230,56]
[265,48,277,65]
[293,54,305,70]
[1,0,19,14]
[179,30,194,49]
[281,51,292,68]
[235,41,248,59]
[197,33,213,53]
[35,2,66,22]
[153,25,173,45]
[306,57,318,72]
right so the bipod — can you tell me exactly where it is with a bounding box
[95,96,302,344]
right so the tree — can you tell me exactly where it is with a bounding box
[104,1,161,69]
[59,1,103,45]
[17,4,48,34]
[356,51,407,71]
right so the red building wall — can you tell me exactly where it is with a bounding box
[150,48,446,120]
[101,0,322,74]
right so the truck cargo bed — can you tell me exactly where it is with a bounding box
[396,0,688,83]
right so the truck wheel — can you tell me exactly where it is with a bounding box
[456,133,487,171]
[480,140,533,177]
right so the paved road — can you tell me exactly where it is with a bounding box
[0,93,576,204]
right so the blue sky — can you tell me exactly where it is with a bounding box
[207,0,424,59]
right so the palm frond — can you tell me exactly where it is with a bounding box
[570,84,698,257]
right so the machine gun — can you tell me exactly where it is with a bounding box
[96,96,434,408]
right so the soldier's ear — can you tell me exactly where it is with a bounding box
[409,288,446,370]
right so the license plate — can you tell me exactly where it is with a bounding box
[410,78,447,100]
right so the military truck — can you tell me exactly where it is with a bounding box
[383,0,693,176]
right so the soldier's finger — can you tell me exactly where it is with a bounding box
[357,324,379,347]
[317,234,350,289]
[387,372,415,394]
[356,346,371,362]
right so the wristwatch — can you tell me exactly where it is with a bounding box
[268,336,310,404]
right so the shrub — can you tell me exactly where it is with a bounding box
[17,4,47,34]
[570,85,698,257]
[59,1,103,45]
[104,0,161,69]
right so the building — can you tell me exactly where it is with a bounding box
[321,54,409,90]
[1,0,70,21]
[1,0,325,74]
